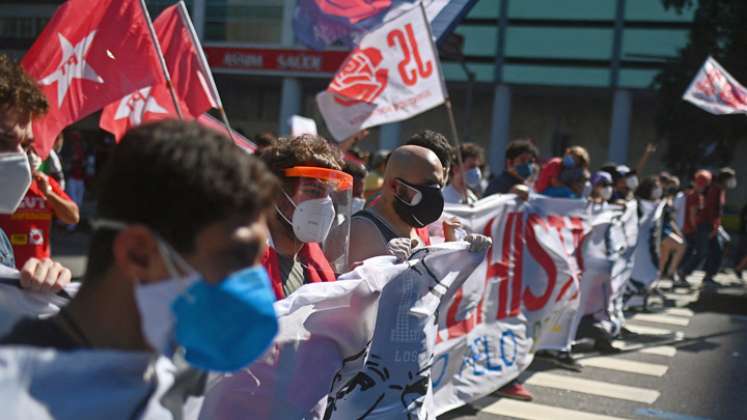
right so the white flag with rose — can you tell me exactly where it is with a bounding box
[316,5,447,142]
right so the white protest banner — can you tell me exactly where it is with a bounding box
[199,242,484,420]
[0,347,204,420]
[631,200,664,288]
[683,56,747,115]
[608,201,638,333]
[316,5,446,141]
[576,203,624,337]
[435,194,587,414]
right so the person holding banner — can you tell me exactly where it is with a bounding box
[0,54,72,291]
[483,138,539,197]
[590,171,615,204]
[259,135,352,298]
[0,121,281,417]
[442,143,485,204]
[350,145,445,264]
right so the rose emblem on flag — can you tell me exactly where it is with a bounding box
[329,47,388,106]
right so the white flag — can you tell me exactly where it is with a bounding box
[317,5,447,141]
[683,56,747,115]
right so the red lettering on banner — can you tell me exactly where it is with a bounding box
[524,214,557,311]
[443,287,478,341]
[510,214,523,317]
[555,276,575,303]
[569,216,585,271]
[405,23,432,79]
[487,212,516,320]
[387,23,433,87]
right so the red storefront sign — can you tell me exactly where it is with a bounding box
[204,46,350,77]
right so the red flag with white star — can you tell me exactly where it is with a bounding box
[22,0,164,158]
[100,3,219,141]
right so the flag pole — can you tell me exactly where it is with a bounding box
[176,1,236,142]
[138,0,184,120]
[419,3,468,203]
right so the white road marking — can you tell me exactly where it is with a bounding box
[525,372,660,404]
[624,324,675,336]
[577,356,668,376]
[482,399,631,420]
[662,308,694,317]
[614,341,679,357]
[630,313,691,326]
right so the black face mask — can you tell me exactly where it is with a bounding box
[392,178,444,228]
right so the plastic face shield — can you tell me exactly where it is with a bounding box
[284,166,353,275]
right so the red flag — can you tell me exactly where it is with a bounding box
[100,3,218,141]
[22,0,164,158]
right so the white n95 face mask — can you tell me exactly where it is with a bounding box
[464,167,482,189]
[278,190,337,244]
[626,175,639,190]
[601,186,613,201]
[292,196,336,243]
[0,150,32,214]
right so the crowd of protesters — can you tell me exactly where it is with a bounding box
[0,51,744,418]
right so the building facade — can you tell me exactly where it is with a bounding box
[4,1,745,209]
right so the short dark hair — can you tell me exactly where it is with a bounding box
[343,160,367,180]
[451,143,485,175]
[505,139,538,161]
[634,175,660,200]
[260,134,343,178]
[718,167,736,183]
[0,54,48,117]
[254,132,277,150]
[406,130,453,170]
[87,121,279,279]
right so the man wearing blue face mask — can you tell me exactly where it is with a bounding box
[0,121,280,416]
[484,139,539,198]
[442,143,485,204]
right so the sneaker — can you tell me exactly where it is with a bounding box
[495,381,533,401]
[594,339,622,354]
[536,350,583,372]
[554,351,583,372]
[619,327,641,340]
[672,277,691,289]
[701,277,721,289]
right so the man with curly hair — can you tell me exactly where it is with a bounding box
[0,53,72,292]
[259,134,351,298]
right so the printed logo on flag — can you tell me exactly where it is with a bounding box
[29,229,44,246]
[329,47,388,106]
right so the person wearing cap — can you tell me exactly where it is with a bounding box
[259,135,352,299]
[699,168,737,286]
[589,171,614,204]
[677,170,712,285]
[442,143,485,204]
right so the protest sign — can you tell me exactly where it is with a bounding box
[317,5,446,141]
[683,56,747,115]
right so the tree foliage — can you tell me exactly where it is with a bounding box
[654,0,747,177]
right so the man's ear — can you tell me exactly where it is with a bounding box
[112,225,166,285]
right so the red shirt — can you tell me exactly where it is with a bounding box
[683,190,704,235]
[0,178,71,269]
[702,185,725,230]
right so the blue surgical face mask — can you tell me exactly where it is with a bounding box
[562,155,576,168]
[92,219,278,372]
[173,265,278,372]
[464,167,482,188]
[515,162,533,179]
